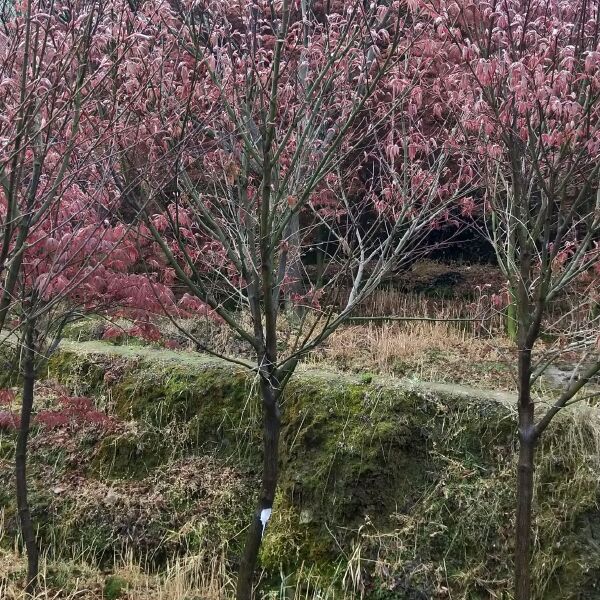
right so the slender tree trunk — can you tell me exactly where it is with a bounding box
[236,379,281,600]
[514,348,535,600]
[515,431,535,600]
[16,319,39,596]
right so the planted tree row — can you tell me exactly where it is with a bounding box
[0,1,599,599]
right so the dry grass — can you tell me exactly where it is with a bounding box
[158,289,515,390]
[0,546,232,600]
[315,321,515,389]
[349,287,500,324]
[78,298,517,390]
[0,542,355,600]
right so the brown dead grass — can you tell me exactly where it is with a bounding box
[0,546,231,600]
[0,541,351,600]
[315,322,516,390]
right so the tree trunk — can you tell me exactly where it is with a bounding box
[16,320,39,596]
[236,379,281,600]
[514,347,535,600]
[515,432,535,600]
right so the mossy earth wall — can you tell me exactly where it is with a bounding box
[3,340,600,599]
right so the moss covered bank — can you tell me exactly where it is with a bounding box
[1,339,600,599]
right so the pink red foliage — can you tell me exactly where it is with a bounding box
[0,388,15,405]
[35,396,112,430]
[407,0,600,191]
[0,0,221,339]
[3,0,598,334]
[0,410,19,430]
[0,394,111,432]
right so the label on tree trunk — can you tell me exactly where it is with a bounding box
[260,508,272,537]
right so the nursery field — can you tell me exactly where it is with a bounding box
[2,0,600,599]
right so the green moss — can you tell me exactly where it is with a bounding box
[360,373,374,385]
[261,379,434,573]
[103,575,128,599]
[112,364,250,423]
[92,430,167,478]
[47,350,106,396]
[62,317,106,343]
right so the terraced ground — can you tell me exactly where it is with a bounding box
[0,339,600,599]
